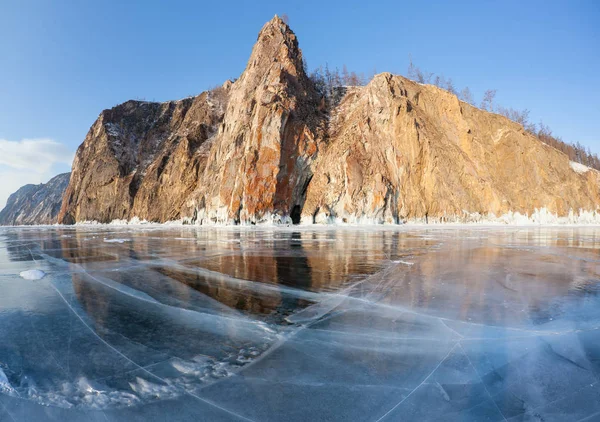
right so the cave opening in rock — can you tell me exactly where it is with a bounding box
[291,205,301,224]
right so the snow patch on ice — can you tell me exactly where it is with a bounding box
[103,238,131,244]
[393,260,414,266]
[19,269,46,280]
[128,377,175,401]
[13,345,273,409]
[0,367,13,393]
[26,376,140,409]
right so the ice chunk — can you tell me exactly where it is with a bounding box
[19,269,46,280]
[103,238,131,243]
[0,367,12,391]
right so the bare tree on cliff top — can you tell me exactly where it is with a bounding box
[459,87,474,105]
[480,89,497,112]
[445,78,457,95]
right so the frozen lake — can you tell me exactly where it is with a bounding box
[1,226,599,421]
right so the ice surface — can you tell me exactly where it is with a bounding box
[1,225,600,421]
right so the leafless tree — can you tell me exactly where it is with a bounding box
[497,106,537,133]
[459,87,474,105]
[538,121,552,139]
[342,65,350,85]
[407,55,418,81]
[445,78,457,95]
[407,55,433,83]
[312,57,600,171]
[480,89,497,111]
[310,66,326,95]
[347,71,363,86]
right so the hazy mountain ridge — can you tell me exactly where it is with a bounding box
[0,173,70,225]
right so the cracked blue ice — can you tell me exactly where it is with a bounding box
[0,226,600,421]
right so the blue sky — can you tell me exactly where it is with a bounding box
[0,0,598,206]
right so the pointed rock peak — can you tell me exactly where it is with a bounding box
[244,15,304,78]
[258,15,294,42]
[268,14,288,26]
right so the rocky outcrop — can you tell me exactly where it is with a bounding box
[58,88,229,224]
[302,75,600,223]
[59,16,324,225]
[57,16,600,225]
[190,16,324,224]
[0,173,70,225]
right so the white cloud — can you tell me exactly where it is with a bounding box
[0,138,74,209]
[0,138,74,173]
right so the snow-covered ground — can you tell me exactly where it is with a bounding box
[570,160,592,174]
[71,206,600,227]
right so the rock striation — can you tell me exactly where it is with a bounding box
[58,89,229,224]
[190,17,323,224]
[302,75,600,223]
[54,16,600,225]
[0,173,70,225]
[59,16,324,225]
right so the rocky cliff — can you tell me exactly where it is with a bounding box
[59,16,323,225]
[0,173,70,225]
[302,75,600,223]
[56,16,600,225]
[58,88,229,224]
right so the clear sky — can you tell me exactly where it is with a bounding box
[0,0,598,207]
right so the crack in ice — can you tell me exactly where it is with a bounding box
[374,343,459,421]
[45,279,256,421]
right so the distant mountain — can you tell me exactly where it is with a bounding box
[51,16,599,225]
[0,173,70,225]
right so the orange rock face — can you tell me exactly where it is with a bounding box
[59,90,228,224]
[192,17,324,224]
[59,16,324,225]
[58,16,600,225]
[303,74,600,223]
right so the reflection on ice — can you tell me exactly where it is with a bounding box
[0,226,600,421]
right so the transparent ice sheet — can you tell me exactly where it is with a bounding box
[1,226,599,421]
